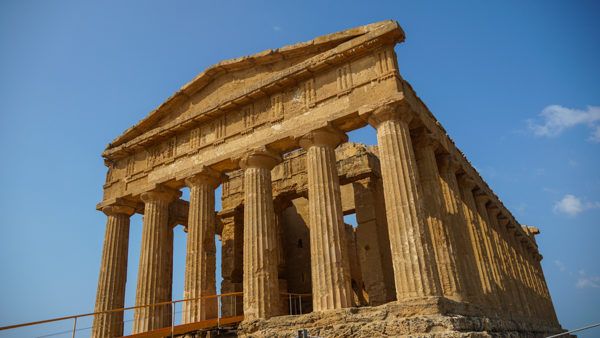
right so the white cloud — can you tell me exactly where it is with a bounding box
[554,194,584,215]
[528,105,600,142]
[576,270,600,289]
[554,260,567,272]
[591,125,600,143]
[553,194,600,216]
[272,26,281,32]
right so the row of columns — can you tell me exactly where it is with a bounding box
[92,102,557,337]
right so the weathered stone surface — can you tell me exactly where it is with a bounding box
[132,187,180,333]
[367,104,442,300]
[240,149,281,320]
[237,300,566,338]
[182,168,221,323]
[300,127,353,311]
[92,20,565,337]
[92,205,135,338]
[414,131,465,302]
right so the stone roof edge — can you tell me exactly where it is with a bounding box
[106,20,402,150]
[400,81,539,252]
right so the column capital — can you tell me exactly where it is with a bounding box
[140,186,181,204]
[366,101,415,128]
[185,166,222,188]
[437,153,461,175]
[497,216,510,227]
[457,174,477,190]
[487,204,501,219]
[102,205,136,217]
[473,190,490,205]
[412,128,438,149]
[239,147,282,171]
[299,125,347,150]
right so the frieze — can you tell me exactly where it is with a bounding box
[102,50,398,199]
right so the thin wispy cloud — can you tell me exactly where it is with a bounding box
[576,270,600,289]
[272,25,282,32]
[527,105,600,142]
[554,260,567,272]
[553,194,600,216]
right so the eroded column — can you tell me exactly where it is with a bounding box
[368,104,441,300]
[413,132,465,301]
[300,127,353,311]
[241,148,281,320]
[133,187,179,333]
[92,205,135,338]
[508,226,541,319]
[457,176,497,310]
[487,205,521,315]
[182,168,221,323]
[437,155,482,305]
[473,192,506,312]
[497,216,532,318]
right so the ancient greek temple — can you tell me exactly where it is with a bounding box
[92,21,565,337]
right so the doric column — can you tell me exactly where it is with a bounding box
[473,194,504,308]
[457,176,497,310]
[521,237,549,322]
[367,104,441,300]
[133,187,180,334]
[473,192,505,311]
[413,132,465,301]
[487,205,521,315]
[437,155,482,305]
[497,216,532,318]
[240,148,281,320]
[531,252,560,325]
[92,205,135,338]
[299,126,353,311]
[182,168,221,323]
[507,226,541,319]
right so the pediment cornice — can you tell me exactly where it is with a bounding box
[103,20,404,160]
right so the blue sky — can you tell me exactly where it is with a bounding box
[0,1,598,336]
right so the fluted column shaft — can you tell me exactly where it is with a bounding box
[532,254,559,325]
[241,149,281,320]
[508,228,541,319]
[497,218,532,318]
[413,136,465,301]
[437,156,482,305]
[182,169,220,323]
[518,238,547,321]
[300,127,353,311]
[368,106,441,300]
[133,187,179,334]
[457,177,497,310]
[473,194,507,312]
[487,207,522,315]
[92,205,135,338]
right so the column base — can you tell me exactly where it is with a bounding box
[237,298,567,337]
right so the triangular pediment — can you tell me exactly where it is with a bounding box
[104,20,404,157]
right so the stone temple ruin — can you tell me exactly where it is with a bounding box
[92,21,566,337]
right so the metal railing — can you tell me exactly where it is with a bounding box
[0,292,312,338]
[545,322,600,338]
